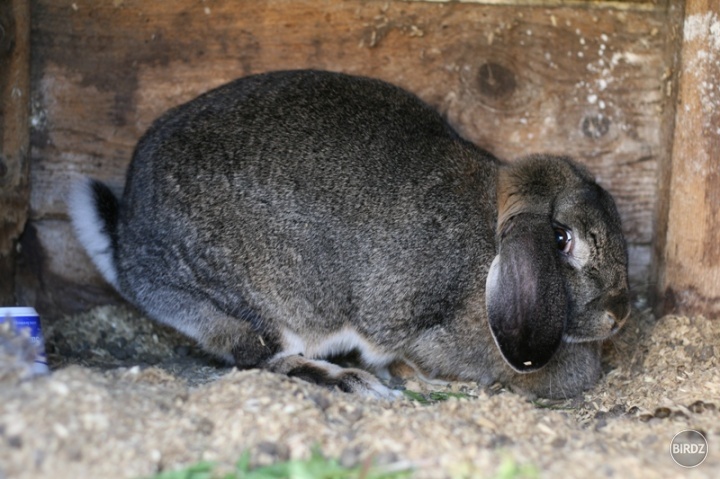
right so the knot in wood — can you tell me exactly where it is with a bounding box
[582,114,610,139]
[477,62,516,100]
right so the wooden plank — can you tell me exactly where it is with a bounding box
[412,0,668,12]
[655,0,720,316]
[24,0,676,315]
[0,0,31,305]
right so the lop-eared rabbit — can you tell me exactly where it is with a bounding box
[70,70,630,399]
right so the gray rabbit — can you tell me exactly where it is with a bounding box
[69,70,630,399]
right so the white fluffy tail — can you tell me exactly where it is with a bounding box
[68,178,120,288]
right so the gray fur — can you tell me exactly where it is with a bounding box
[69,70,629,399]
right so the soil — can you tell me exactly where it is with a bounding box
[0,305,718,479]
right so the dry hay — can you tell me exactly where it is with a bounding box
[0,305,718,479]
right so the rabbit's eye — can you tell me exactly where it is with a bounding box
[554,227,573,254]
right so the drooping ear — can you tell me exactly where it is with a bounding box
[485,213,567,372]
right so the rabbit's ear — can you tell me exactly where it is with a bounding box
[485,213,567,372]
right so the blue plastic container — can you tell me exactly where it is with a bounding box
[0,306,50,375]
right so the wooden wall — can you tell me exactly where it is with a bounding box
[7,0,682,317]
[654,0,720,316]
[0,0,31,305]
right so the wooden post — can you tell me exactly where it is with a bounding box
[0,0,31,305]
[655,0,720,317]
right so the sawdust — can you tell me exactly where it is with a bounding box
[0,306,718,479]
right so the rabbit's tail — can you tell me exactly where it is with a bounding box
[68,178,120,288]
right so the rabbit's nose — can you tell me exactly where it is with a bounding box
[603,292,630,328]
[603,310,627,335]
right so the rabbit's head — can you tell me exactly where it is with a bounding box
[486,156,629,373]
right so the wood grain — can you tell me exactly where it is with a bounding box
[656,0,720,316]
[409,0,668,11]
[0,0,30,304]
[23,0,677,315]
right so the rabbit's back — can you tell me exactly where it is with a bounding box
[115,70,499,348]
[132,71,489,197]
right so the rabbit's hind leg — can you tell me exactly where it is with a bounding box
[263,353,401,400]
[187,310,283,369]
[133,287,399,398]
[132,286,282,368]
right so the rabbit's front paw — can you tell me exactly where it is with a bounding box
[265,354,401,400]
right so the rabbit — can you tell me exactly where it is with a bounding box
[69,69,630,399]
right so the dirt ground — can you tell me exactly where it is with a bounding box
[0,304,718,479]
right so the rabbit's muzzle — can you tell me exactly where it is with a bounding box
[564,291,630,343]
